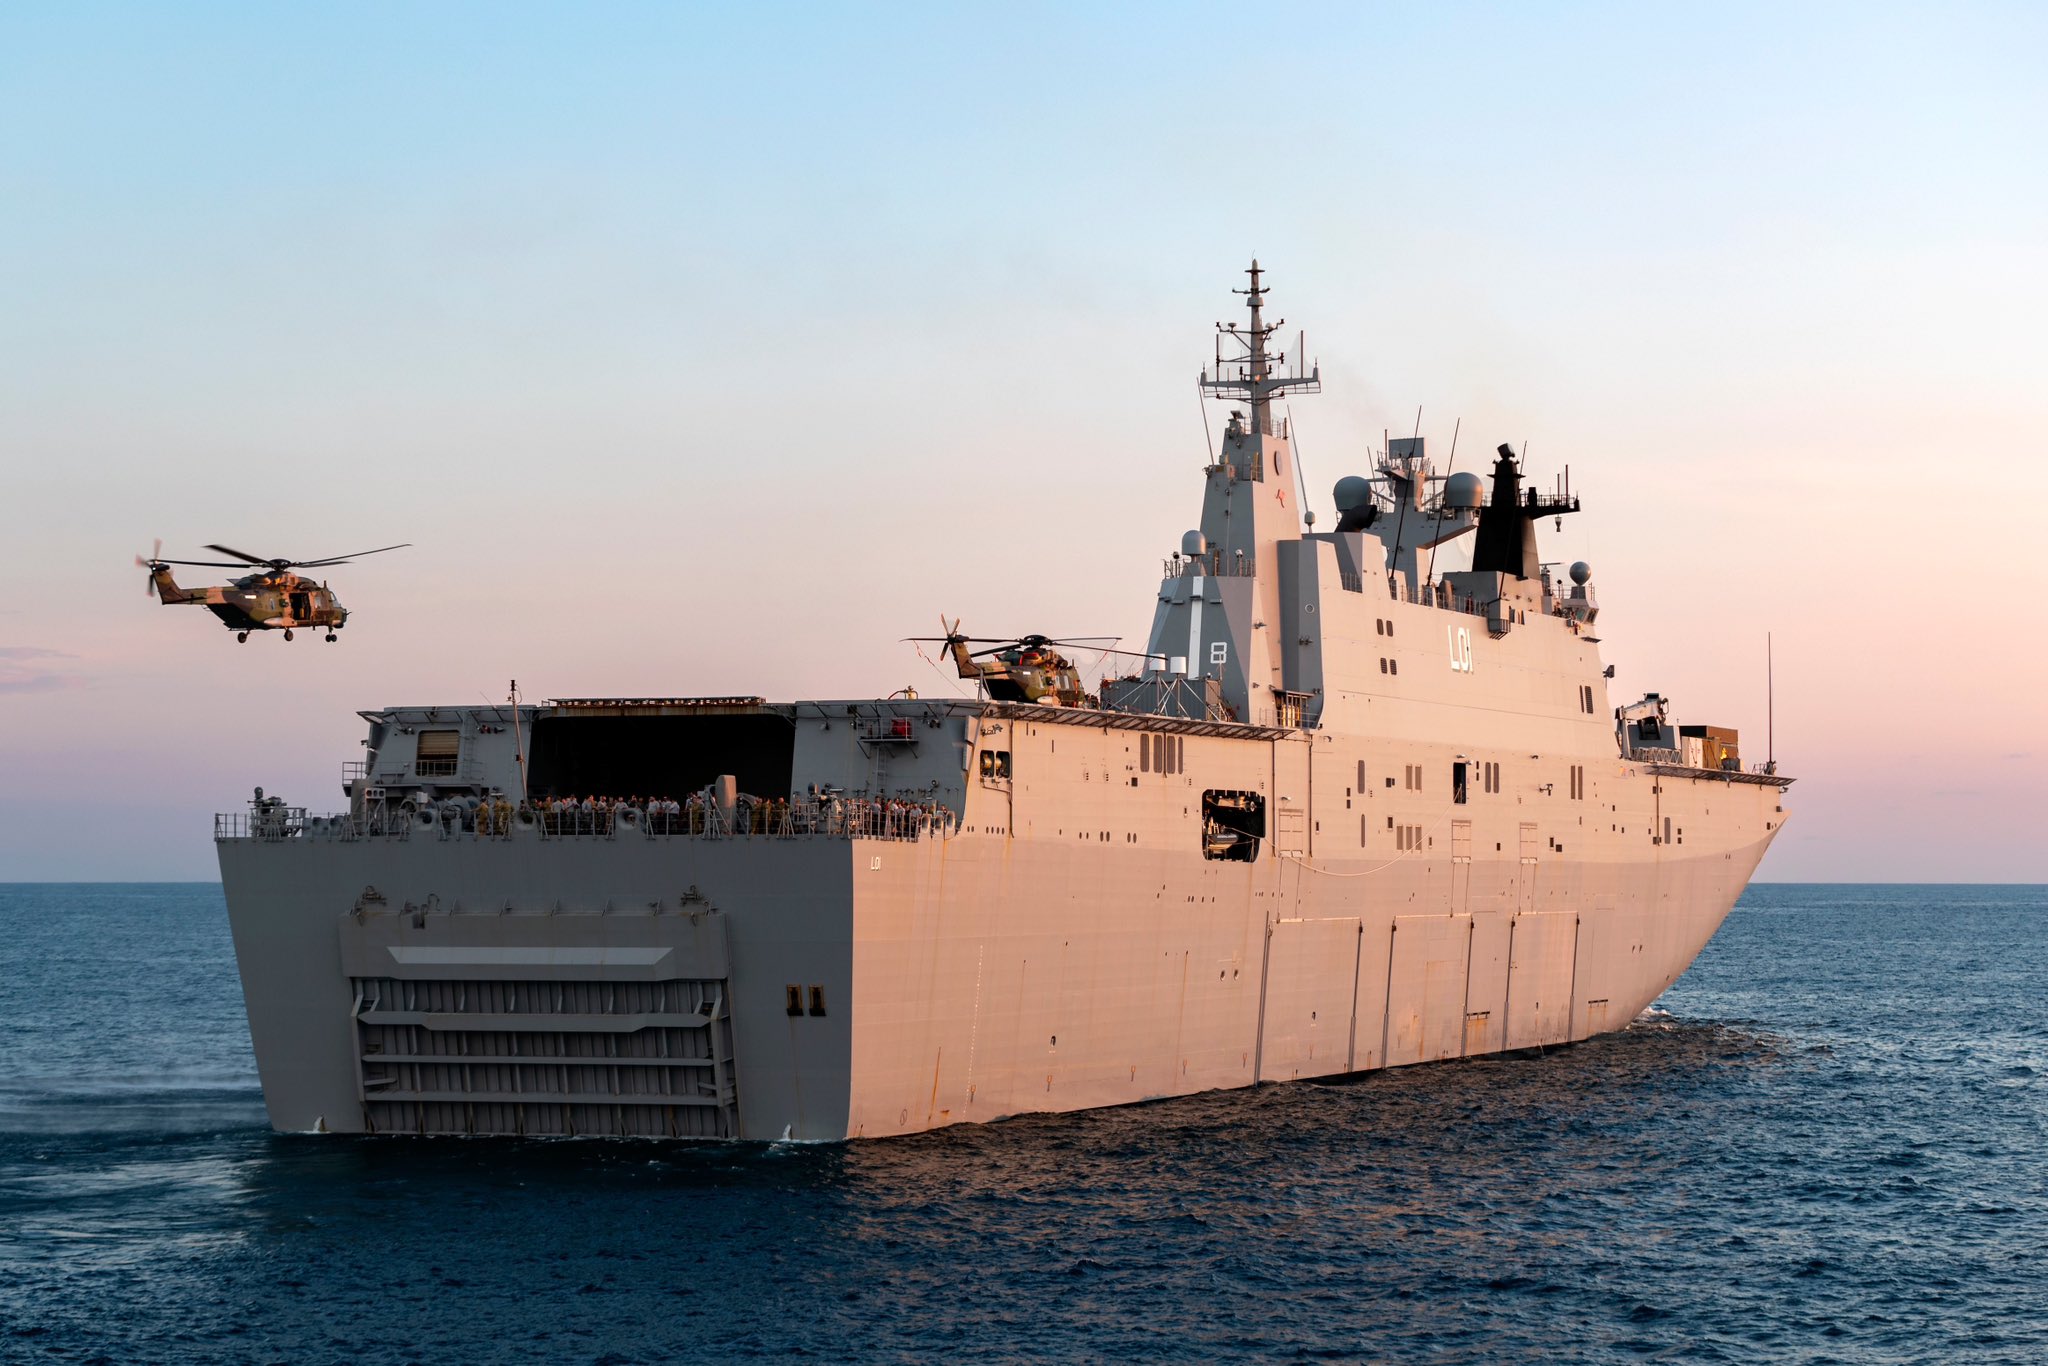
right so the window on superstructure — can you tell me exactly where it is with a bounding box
[415,730,460,778]
[1452,763,1468,805]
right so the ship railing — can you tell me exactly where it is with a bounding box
[220,801,959,844]
[1389,579,1500,623]
[1161,551,1258,579]
[213,807,309,841]
[1642,759,1796,788]
[642,800,956,842]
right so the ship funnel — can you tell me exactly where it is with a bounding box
[1470,445,1538,579]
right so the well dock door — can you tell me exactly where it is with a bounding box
[1383,914,1473,1067]
[1256,917,1363,1082]
[1503,911,1578,1051]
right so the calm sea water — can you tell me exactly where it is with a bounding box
[0,883,2042,1364]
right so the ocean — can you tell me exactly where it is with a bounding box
[1,882,2042,1364]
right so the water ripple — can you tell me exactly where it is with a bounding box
[1,883,2044,1362]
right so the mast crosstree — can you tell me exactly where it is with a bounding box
[1200,259,1320,435]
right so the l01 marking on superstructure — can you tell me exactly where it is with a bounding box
[1447,625,1475,673]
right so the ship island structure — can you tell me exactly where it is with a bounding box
[216,265,1792,1141]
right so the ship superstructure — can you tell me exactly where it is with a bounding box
[215,266,1791,1141]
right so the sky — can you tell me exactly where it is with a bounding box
[2,2,2043,880]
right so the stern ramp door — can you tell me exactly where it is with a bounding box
[339,908,737,1137]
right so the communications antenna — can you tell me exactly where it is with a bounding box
[1199,260,1320,436]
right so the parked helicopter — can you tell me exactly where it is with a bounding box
[135,540,409,642]
[908,620,1154,707]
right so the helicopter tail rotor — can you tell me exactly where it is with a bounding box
[136,538,164,596]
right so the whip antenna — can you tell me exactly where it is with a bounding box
[1425,416,1462,589]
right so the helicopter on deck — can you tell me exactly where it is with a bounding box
[910,620,1150,707]
[136,541,409,642]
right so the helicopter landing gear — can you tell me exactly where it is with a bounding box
[325,633,337,643]
[283,629,295,641]
[236,631,249,643]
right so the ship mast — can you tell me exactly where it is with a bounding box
[1201,259,1319,441]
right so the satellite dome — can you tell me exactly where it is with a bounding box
[1181,530,1208,556]
[1569,561,1592,585]
[1333,476,1372,511]
[1444,471,1485,509]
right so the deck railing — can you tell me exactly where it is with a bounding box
[217,799,957,845]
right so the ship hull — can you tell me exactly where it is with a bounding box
[219,759,1780,1141]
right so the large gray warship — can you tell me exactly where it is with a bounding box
[216,264,1791,1141]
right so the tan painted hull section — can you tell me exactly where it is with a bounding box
[846,821,1774,1139]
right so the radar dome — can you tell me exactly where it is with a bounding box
[1181,530,1208,557]
[1333,476,1372,511]
[1444,471,1485,509]
[1569,561,1592,585]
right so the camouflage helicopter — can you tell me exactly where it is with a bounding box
[135,540,409,642]
[910,619,1143,707]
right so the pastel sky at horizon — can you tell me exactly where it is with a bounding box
[2,2,2044,881]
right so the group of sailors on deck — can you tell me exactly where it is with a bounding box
[458,788,954,838]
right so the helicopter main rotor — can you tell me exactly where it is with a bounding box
[192,542,412,573]
[903,630,1127,658]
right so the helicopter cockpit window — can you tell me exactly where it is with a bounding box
[415,730,461,778]
[1201,789,1264,862]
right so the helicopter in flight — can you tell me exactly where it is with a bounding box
[909,619,1152,707]
[135,540,409,642]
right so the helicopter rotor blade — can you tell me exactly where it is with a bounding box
[159,558,264,568]
[293,543,411,568]
[203,544,273,566]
